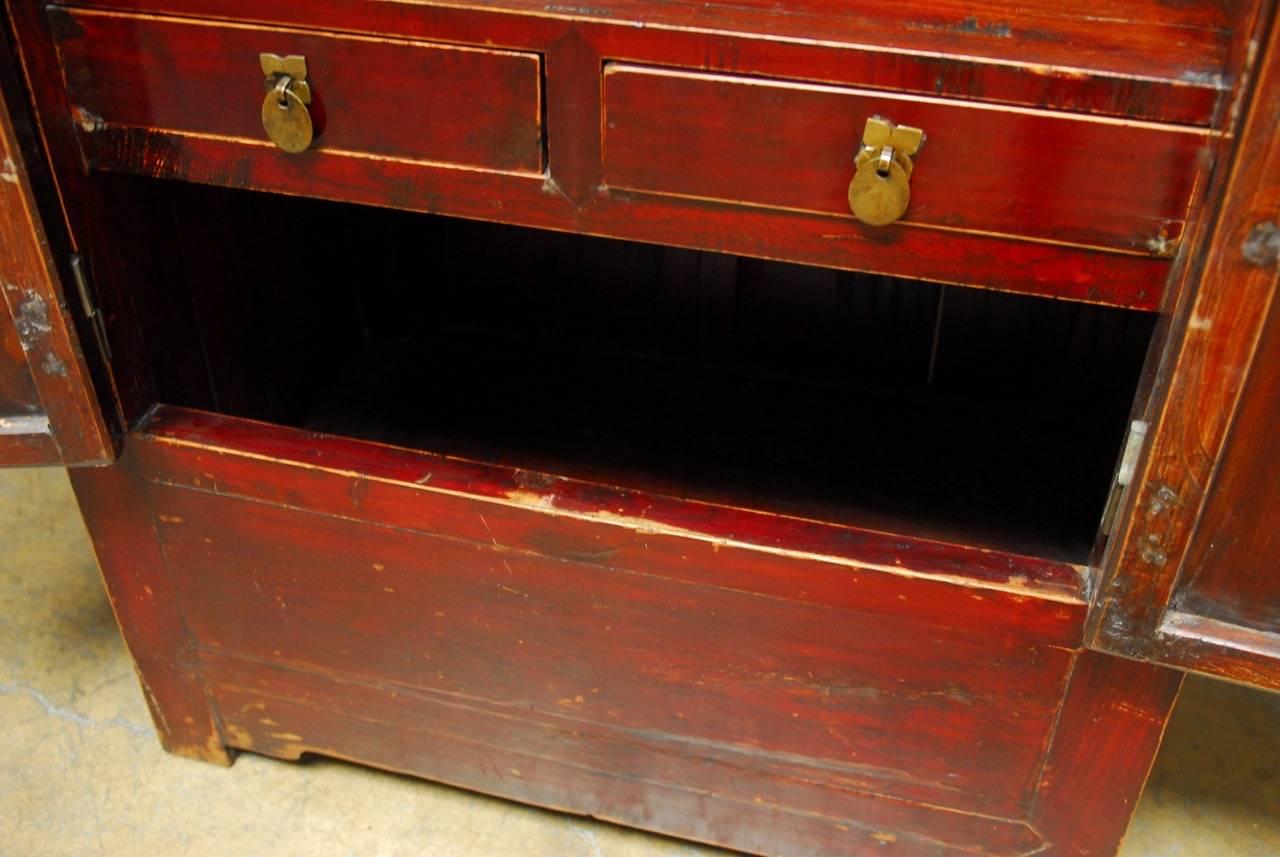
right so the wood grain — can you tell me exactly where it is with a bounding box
[38,4,1200,307]
[52,8,545,173]
[602,64,1208,254]
[1089,6,1280,689]
[154,484,1075,817]
[52,0,1242,124]
[68,437,231,763]
[1028,651,1182,856]
[77,125,1172,308]
[57,405,1183,857]
[139,405,1089,600]
[1175,299,1280,639]
[206,653,1046,857]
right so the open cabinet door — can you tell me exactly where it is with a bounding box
[0,30,113,467]
[1089,14,1280,690]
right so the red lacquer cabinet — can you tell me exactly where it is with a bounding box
[1,0,1278,854]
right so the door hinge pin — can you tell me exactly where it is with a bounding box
[1102,419,1149,536]
[69,253,111,361]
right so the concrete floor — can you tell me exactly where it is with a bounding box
[2,467,1277,857]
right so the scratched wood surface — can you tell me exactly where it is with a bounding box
[34,3,1211,308]
[602,64,1206,254]
[69,445,232,764]
[53,405,1179,856]
[140,406,1089,598]
[0,23,113,466]
[1027,651,1182,855]
[0,0,1256,852]
[1088,9,1280,689]
[0,290,42,417]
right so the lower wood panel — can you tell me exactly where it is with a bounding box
[204,650,1045,857]
[151,483,1074,819]
[68,407,1183,857]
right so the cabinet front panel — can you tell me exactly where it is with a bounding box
[121,405,1102,855]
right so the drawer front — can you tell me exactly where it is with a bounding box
[603,64,1206,253]
[52,8,544,173]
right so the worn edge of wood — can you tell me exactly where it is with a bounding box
[137,404,1089,603]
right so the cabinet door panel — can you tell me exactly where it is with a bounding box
[0,30,113,466]
[1088,13,1280,689]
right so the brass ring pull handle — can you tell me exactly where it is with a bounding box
[260,53,313,154]
[848,117,925,227]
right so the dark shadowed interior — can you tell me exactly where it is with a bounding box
[108,175,1155,562]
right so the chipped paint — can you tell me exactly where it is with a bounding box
[0,157,18,183]
[1242,221,1280,267]
[224,722,255,749]
[71,106,105,133]
[1146,233,1179,258]
[151,432,1089,603]
[12,291,52,352]
[0,414,51,435]
[41,352,68,377]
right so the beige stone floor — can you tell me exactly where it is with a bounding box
[2,466,1277,857]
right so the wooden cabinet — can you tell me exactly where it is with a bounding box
[0,0,1277,854]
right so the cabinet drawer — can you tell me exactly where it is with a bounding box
[603,64,1207,253]
[51,7,544,174]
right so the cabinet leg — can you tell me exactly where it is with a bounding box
[69,440,232,766]
[1030,650,1183,855]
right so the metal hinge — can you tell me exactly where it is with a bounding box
[69,253,111,362]
[1101,419,1149,536]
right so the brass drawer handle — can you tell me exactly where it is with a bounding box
[260,53,313,153]
[848,117,924,227]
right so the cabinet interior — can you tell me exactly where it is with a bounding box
[107,176,1156,564]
